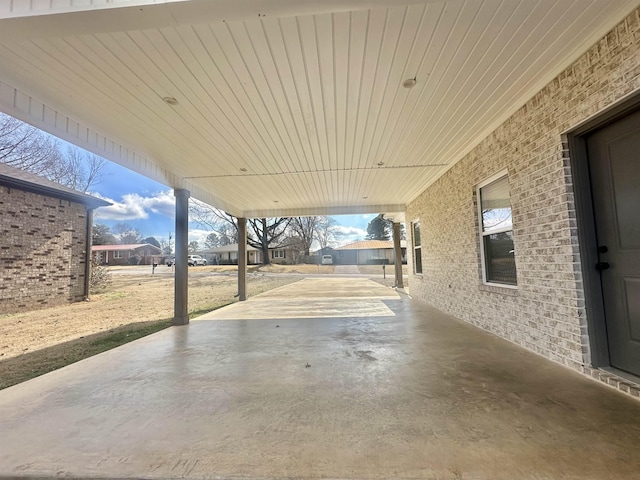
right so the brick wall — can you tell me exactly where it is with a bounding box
[0,186,89,313]
[406,8,640,372]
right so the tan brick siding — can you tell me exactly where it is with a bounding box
[0,186,89,313]
[406,8,640,372]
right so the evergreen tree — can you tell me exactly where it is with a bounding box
[365,215,391,241]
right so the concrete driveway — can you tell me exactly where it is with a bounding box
[1,277,640,479]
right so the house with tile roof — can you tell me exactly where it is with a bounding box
[335,240,407,265]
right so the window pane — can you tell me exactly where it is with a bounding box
[481,176,512,232]
[413,222,421,247]
[414,248,422,274]
[483,231,517,285]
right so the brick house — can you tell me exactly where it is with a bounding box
[269,238,306,265]
[0,163,109,314]
[204,243,262,265]
[91,243,162,266]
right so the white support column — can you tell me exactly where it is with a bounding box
[174,188,190,325]
[237,217,247,302]
[393,222,404,289]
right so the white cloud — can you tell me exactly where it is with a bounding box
[331,225,367,247]
[93,190,175,221]
[188,228,215,247]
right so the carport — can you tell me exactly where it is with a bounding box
[0,0,636,327]
[2,1,640,477]
[2,277,640,479]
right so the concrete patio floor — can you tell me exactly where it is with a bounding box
[1,277,640,479]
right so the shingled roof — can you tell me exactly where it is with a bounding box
[0,163,110,209]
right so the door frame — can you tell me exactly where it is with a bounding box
[567,92,640,370]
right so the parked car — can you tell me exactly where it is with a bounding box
[188,254,207,266]
[321,255,333,265]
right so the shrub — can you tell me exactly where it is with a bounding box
[90,258,112,293]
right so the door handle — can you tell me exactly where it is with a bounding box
[595,262,610,271]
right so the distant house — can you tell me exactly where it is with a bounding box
[310,246,338,264]
[0,163,110,313]
[204,243,262,264]
[92,243,162,266]
[269,238,305,265]
[335,240,407,265]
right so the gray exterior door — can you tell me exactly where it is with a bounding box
[586,109,640,377]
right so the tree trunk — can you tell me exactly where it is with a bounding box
[260,219,270,265]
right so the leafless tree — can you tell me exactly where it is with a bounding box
[0,113,106,192]
[248,217,291,264]
[189,200,239,243]
[0,114,61,173]
[189,199,291,264]
[112,222,144,244]
[62,147,107,192]
[315,216,337,249]
[289,217,321,256]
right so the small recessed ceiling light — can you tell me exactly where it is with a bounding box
[402,78,417,89]
[162,96,178,105]
[377,161,385,166]
[239,167,247,172]
[362,196,368,199]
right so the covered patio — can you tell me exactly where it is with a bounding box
[1,277,640,479]
[2,2,640,477]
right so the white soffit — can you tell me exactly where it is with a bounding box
[0,0,636,217]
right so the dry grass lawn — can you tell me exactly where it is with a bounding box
[0,270,299,389]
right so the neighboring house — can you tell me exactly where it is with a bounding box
[310,246,338,264]
[0,163,110,314]
[92,244,162,266]
[269,238,305,265]
[335,240,407,265]
[204,243,262,264]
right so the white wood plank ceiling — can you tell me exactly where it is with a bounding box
[0,0,637,217]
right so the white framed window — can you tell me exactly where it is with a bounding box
[477,171,517,287]
[113,251,123,259]
[273,250,285,259]
[412,221,422,274]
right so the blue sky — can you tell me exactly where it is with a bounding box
[91,160,374,249]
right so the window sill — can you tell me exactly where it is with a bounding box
[479,283,519,296]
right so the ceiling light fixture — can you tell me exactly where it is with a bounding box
[162,96,178,105]
[239,168,247,172]
[377,161,385,166]
[402,78,417,89]
[274,200,279,203]
[362,196,368,199]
